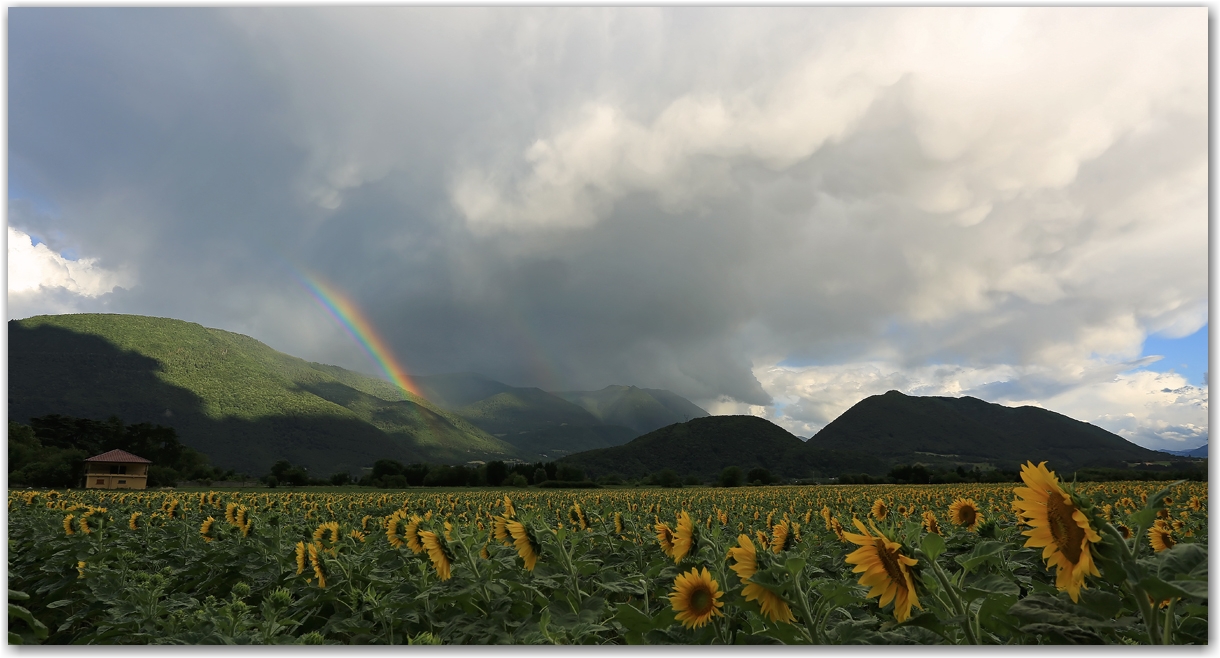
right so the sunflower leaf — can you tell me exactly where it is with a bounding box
[920,533,945,561]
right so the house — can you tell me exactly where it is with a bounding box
[83,449,152,490]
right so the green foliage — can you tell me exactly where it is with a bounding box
[10,314,514,475]
[719,466,743,488]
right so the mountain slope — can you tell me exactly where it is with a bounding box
[9,314,514,475]
[555,385,710,434]
[452,388,638,459]
[797,390,1168,472]
[559,415,804,479]
[1161,444,1208,458]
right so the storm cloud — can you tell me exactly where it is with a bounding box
[8,8,1208,450]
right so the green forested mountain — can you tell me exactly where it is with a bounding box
[555,385,710,434]
[559,415,804,480]
[9,314,514,476]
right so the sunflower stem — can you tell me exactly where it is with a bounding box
[1161,597,1176,645]
[926,555,977,645]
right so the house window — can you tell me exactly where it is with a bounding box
[109,465,128,474]
[96,479,105,485]
[118,480,126,484]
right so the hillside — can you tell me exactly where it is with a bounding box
[559,415,804,480]
[555,385,710,434]
[9,314,514,476]
[411,373,704,458]
[796,390,1171,473]
[451,388,636,459]
[1161,444,1208,458]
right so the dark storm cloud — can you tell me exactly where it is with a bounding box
[8,8,1208,448]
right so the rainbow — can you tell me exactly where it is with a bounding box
[295,271,423,400]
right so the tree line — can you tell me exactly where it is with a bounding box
[8,415,234,488]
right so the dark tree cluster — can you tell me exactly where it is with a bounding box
[9,415,230,488]
[263,458,592,489]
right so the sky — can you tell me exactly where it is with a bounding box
[7,7,1210,452]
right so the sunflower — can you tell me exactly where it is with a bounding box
[922,510,941,535]
[754,529,771,552]
[129,512,142,531]
[614,512,624,536]
[419,530,455,581]
[78,514,92,535]
[570,504,589,530]
[949,498,984,531]
[1012,461,1101,603]
[63,514,75,536]
[655,522,676,558]
[294,541,307,575]
[503,495,516,518]
[386,512,407,549]
[480,543,491,560]
[871,499,888,521]
[672,511,699,563]
[771,519,796,553]
[200,516,216,543]
[669,567,725,630]
[843,518,921,623]
[1148,525,1175,552]
[225,502,239,525]
[77,561,86,579]
[829,518,847,542]
[727,534,795,623]
[404,515,426,554]
[507,520,541,571]
[1116,523,1132,540]
[313,521,341,545]
[493,515,514,546]
[307,541,327,588]
[349,530,366,542]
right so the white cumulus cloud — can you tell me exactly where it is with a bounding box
[8,226,131,317]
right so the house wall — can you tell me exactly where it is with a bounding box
[84,462,149,490]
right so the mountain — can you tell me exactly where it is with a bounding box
[559,415,804,480]
[794,390,1171,473]
[1160,444,1208,458]
[412,372,514,409]
[556,385,710,434]
[560,390,1183,481]
[451,387,637,459]
[411,373,707,460]
[9,314,514,476]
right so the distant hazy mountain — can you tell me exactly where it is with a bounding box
[10,314,513,476]
[412,373,708,460]
[1160,444,1208,458]
[555,385,710,434]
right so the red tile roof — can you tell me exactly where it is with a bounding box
[84,449,152,464]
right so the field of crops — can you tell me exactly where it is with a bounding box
[7,462,1208,645]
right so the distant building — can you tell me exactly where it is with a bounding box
[83,449,152,490]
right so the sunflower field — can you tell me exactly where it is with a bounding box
[7,462,1207,645]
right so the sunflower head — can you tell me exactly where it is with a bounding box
[614,512,624,536]
[771,519,796,554]
[727,534,794,623]
[672,511,699,563]
[1148,525,1176,553]
[842,518,921,622]
[507,520,541,571]
[949,498,984,531]
[921,510,941,535]
[871,499,889,521]
[669,567,725,629]
[419,530,455,581]
[1012,461,1102,603]
[404,515,426,554]
[200,516,216,543]
[655,522,676,557]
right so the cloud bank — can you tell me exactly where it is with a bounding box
[8,8,1208,450]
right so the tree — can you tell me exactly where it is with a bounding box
[485,460,508,487]
[533,468,549,484]
[652,469,681,488]
[719,466,743,488]
[746,467,774,486]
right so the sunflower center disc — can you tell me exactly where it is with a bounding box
[1045,490,1084,564]
[690,587,712,614]
[873,538,908,590]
